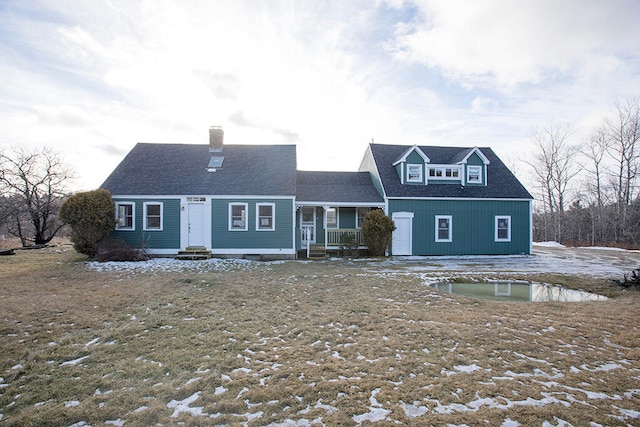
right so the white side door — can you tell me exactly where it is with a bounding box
[187,203,206,247]
[392,212,414,255]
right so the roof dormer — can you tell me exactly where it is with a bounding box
[393,145,430,185]
[455,147,490,186]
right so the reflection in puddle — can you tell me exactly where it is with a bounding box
[431,282,608,302]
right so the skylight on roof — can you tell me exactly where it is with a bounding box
[207,156,224,171]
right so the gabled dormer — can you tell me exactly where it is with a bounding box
[393,145,430,185]
[392,145,491,187]
[454,147,490,186]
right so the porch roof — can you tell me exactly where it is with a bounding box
[296,171,384,205]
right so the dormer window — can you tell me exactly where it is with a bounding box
[407,165,423,182]
[467,166,482,184]
[429,167,460,179]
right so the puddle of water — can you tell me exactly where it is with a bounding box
[431,282,608,302]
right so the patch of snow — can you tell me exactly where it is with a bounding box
[65,400,80,407]
[454,364,482,373]
[60,356,89,367]
[185,377,201,385]
[166,392,205,418]
[214,386,227,395]
[534,241,565,248]
[401,401,429,418]
[133,406,148,413]
[84,338,100,347]
[501,418,520,427]
[353,388,391,424]
[105,420,124,427]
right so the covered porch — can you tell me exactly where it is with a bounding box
[295,170,386,258]
[296,204,383,258]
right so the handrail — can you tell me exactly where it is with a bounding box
[327,228,364,246]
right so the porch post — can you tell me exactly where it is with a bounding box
[323,205,329,249]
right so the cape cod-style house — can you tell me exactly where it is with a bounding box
[101,127,532,259]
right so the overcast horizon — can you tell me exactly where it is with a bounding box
[1,0,638,192]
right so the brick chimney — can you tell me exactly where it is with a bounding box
[209,126,223,152]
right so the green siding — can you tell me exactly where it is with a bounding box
[339,208,356,228]
[111,198,181,249]
[389,199,531,255]
[211,198,294,249]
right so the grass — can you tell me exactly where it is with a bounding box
[1,246,639,426]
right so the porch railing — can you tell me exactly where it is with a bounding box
[327,228,365,247]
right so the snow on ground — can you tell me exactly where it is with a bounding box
[84,244,640,279]
[71,244,640,426]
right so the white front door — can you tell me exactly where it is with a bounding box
[187,203,206,247]
[392,212,413,255]
[300,207,316,244]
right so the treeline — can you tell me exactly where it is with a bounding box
[530,96,640,247]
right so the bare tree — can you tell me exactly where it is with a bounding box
[527,122,580,243]
[0,147,73,246]
[605,96,640,242]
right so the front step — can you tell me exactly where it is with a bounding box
[175,247,211,260]
[307,244,326,260]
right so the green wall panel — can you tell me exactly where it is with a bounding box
[111,198,181,249]
[211,199,294,249]
[389,198,531,255]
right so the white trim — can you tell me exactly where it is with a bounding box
[295,201,385,207]
[427,165,462,180]
[256,203,275,231]
[111,194,295,200]
[435,215,452,242]
[456,147,491,165]
[495,215,511,242]
[391,211,414,255]
[228,202,248,231]
[466,165,483,184]
[392,145,430,165]
[210,248,296,255]
[115,201,135,231]
[407,164,423,183]
[386,197,532,202]
[325,206,338,229]
[143,202,163,231]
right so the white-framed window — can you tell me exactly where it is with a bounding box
[326,207,338,228]
[495,216,511,242]
[428,166,461,179]
[115,202,135,230]
[256,203,275,231]
[229,203,248,231]
[435,215,452,242]
[143,202,163,231]
[407,164,423,182]
[356,207,371,228]
[467,166,482,184]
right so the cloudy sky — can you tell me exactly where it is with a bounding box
[1,0,638,191]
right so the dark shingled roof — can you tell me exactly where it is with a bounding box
[101,143,297,196]
[296,171,384,204]
[370,144,533,199]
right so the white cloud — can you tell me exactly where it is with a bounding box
[0,0,638,192]
[389,0,640,89]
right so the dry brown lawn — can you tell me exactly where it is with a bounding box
[1,245,639,426]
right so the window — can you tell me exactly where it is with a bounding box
[229,203,248,231]
[115,202,134,230]
[495,216,511,242]
[428,167,461,179]
[435,215,452,242]
[356,207,371,228]
[326,208,338,228]
[256,203,275,231]
[467,166,482,183]
[407,164,422,182]
[143,202,163,231]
